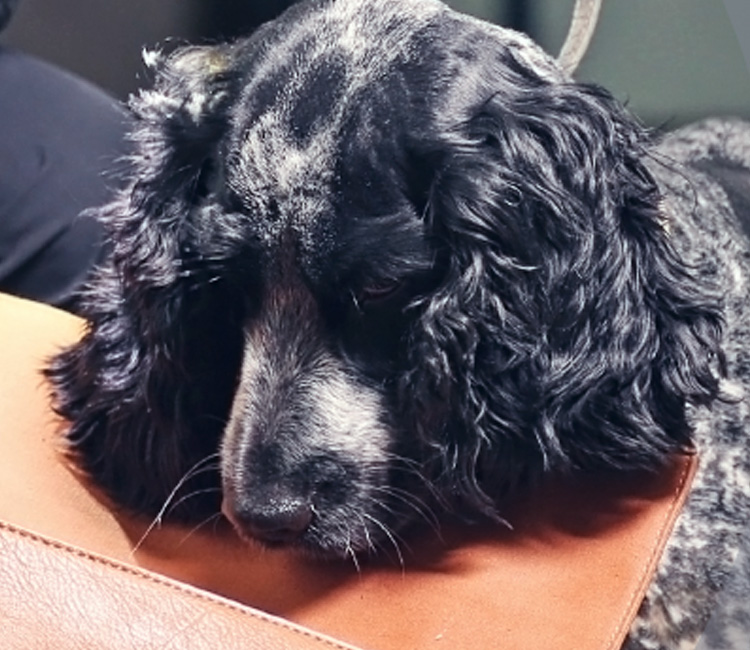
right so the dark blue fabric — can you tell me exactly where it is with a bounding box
[0,0,19,32]
[0,47,131,311]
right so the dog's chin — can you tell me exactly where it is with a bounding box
[224,520,376,561]
[220,496,390,560]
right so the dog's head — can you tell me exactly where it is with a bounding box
[52,0,723,557]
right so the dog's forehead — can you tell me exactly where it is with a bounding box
[221,0,560,245]
[224,0,444,213]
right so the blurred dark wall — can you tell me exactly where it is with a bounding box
[534,0,750,127]
[0,0,299,99]
[2,0,749,127]
[2,0,191,98]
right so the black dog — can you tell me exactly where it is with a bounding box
[46,1,750,646]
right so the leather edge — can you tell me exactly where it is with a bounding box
[605,452,699,649]
[0,519,365,650]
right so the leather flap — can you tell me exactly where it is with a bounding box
[0,293,697,650]
[0,520,361,650]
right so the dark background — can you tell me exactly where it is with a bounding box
[2,0,749,128]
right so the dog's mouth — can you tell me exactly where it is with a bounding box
[219,472,414,559]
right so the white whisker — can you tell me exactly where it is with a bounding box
[166,487,222,518]
[130,453,220,557]
[372,486,442,536]
[178,512,224,546]
[362,512,405,571]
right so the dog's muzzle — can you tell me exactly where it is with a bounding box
[220,282,393,551]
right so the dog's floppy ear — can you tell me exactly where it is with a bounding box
[46,45,244,518]
[406,48,724,515]
[130,46,235,215]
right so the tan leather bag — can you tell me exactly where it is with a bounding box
[0,293,696,649]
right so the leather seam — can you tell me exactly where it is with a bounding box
[0,519,360,650]
[604,454,697,650]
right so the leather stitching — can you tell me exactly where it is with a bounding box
[0,519,361,650]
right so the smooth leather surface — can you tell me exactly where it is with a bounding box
[0,293,697,650]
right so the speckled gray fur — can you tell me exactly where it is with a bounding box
[625,120,750,648]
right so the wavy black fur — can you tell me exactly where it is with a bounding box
[47,0,724,556]
[404,71,724,513]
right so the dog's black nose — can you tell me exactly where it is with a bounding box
[225,496,314,545]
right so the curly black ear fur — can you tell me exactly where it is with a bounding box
[45,46,244,518]
[404,52,724,515]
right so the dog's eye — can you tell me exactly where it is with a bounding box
[224,191,247,214]
[356,280,402,305]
